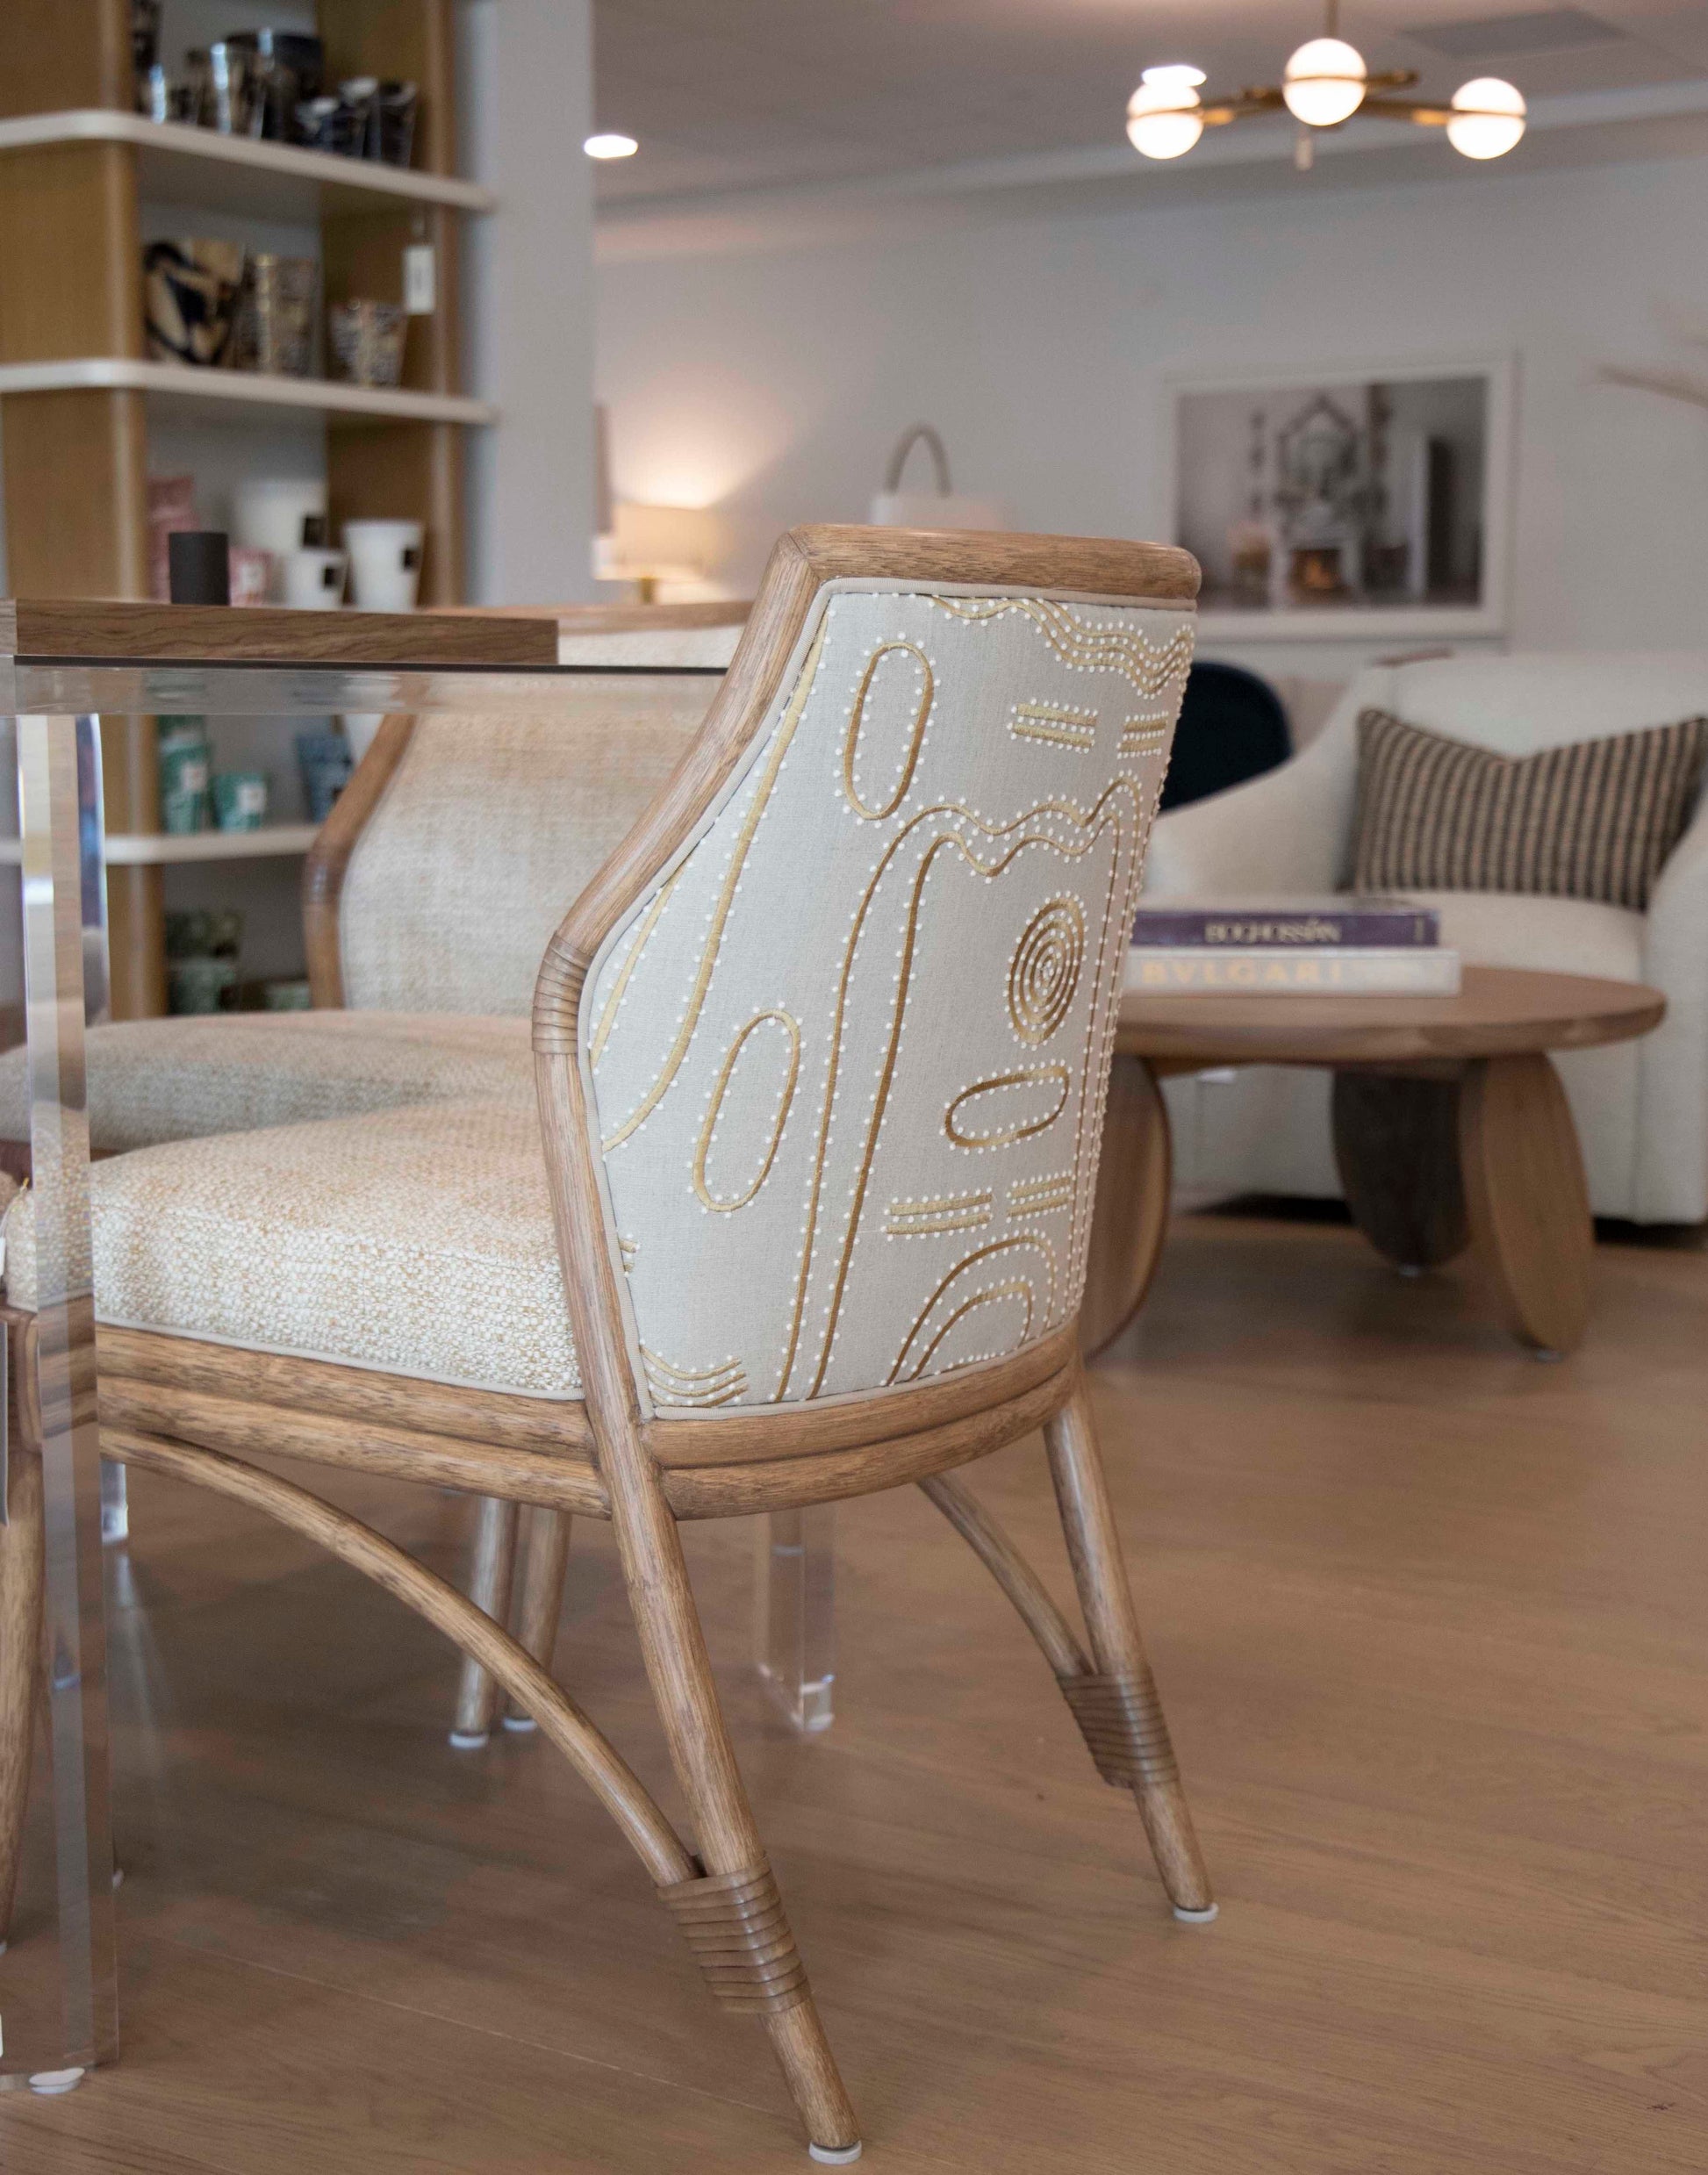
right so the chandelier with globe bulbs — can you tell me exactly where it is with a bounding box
[1125,1,1527,171]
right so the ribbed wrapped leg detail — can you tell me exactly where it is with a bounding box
[658,1863,811,2015]
[1058,1669,1181,1790]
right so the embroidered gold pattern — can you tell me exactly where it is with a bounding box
[883,1189,994,1238]
[1007,896,1086,1044]
[1008,1169,1075,1219]
[642,1346,748,1407]
[599,620,828,1150]
[843,640,933,819]
[1118,714,1172,757]
[944,1066,1073,1150]
[587,586,1188,1408]
[1009,700,1098,751]
[693,1010,800,1212]
[933,595,1195,695]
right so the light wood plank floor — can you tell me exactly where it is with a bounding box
[2,1207,1704,2171]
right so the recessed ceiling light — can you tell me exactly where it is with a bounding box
[584,133,638,160]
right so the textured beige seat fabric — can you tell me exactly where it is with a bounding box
[4,1100,580,1400]
[338,684,714,1015]
[586,584,1192,1407]
[0,1012,533,1152]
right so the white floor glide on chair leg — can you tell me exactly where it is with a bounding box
[807,2142,863,2164]
[1173,1902,1219,1922]
[28,2069,86,2095]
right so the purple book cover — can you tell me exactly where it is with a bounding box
[1131,895,1440,949]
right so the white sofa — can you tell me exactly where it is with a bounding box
[1144,651,1708,1224]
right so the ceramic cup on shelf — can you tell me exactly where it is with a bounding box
[345,520,423,611]
[233,477,327,594]
[282,547,348,609]
[212,772,269,831]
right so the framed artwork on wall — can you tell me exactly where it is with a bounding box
[1164,355,1515,641]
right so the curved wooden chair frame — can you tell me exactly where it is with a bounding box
[1,528,1212,2163]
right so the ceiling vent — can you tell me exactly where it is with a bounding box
[1401,8,1628,58]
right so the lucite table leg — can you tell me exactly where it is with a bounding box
[0,711,119,2091]
[753,1507,836,1733]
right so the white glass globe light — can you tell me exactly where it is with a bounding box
[1281,36,1367,127]
[1126,67,1207,160]
[1445,77,1526,159]
[584,132,639,160]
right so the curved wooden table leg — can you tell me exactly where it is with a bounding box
[1331,1072,1470,1270]
[1081,1055,1171,1360]
[1459,1053,1592,1355]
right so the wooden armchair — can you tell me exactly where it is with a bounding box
[1,528,1210,2160]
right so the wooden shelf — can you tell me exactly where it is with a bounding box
[0,110,494,221]
[0,825,320,867]
[0,357,494,427]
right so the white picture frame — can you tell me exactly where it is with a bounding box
[1162,353,1516,642]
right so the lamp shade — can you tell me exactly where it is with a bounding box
[1446,76,1526,159]
[598,500,723,584]
[1281,35,1367,126]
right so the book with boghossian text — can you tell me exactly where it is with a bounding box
[1131,895,1439,948]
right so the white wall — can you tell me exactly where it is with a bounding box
[460,0,597,603]
[596,151,1708,676]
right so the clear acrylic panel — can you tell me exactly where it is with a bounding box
[754,1507,837,1733]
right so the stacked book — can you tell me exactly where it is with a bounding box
[1127,896,1460,994]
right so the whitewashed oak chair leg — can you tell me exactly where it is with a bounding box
[503,1507,574,1734]
[1044,1371,1216,1919]
[449,1496,520,1748]
[0,1444,43,1951]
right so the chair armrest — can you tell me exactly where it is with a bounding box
[1144,726,1358,897]
[1634,793,1708,1219]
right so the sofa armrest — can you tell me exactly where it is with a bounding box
[1145,723,1359,897]
[1633,794,1708,1219]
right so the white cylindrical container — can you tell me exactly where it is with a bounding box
[345,519,424,611]
[233,477,327,556]
[281,548,348,608]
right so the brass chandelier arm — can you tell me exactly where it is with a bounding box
[1199,67,1422,128]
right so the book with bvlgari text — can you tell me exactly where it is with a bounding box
[1124,947,1462,995]
[1131,895,1439,948]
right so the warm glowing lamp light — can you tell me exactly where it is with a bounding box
[1446,76,1526,159]
[1281,35,1367,126]
[584,132,638,159]
[1126,64,1206,159]
[597,501,723,601]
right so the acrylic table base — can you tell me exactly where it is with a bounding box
[0,708,118,2088]
[753,1508,836,1733]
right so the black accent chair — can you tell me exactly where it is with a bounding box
[1159,660,1291,811]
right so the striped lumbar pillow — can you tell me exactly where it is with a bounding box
[1352,707,1708,912]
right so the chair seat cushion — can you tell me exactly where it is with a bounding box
[0,1011,534,1153]
[3,1100,580,1401]
[1405,888,1646,980]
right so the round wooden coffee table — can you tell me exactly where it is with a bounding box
[1081,965,1665,1359]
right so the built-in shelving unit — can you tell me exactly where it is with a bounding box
[0,0,490,1018]
[0,109,496,219]
[0,356,495,427]
[0,825,321,866]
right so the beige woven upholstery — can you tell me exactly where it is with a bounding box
[339,682,714,1015]
[0,1012,533,1152]
[587,583,1191,1406]
[4,1099,579,1399]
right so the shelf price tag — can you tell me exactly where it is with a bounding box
[404,244,437,316]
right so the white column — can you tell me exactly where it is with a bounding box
[458,0,597,604]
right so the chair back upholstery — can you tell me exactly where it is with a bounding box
[578,546,1195,1409]
[333,677,717,1016]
